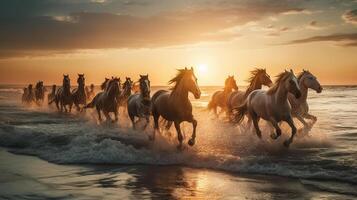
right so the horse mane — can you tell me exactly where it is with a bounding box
[101,78,109,90]
[297,70,311,82]
[267,71,291,95]
[168,69,188,90]
[244,68,265,96]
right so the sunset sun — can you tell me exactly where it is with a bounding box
[197,64,208,75]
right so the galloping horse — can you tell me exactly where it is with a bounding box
[127,75,151,130]
[207,76,238,117]
[85,78,120,122]
[23,84,35,104]
[118,77,133,109]
[72,74,87,111]
[227,68,272,118]
[47,85,56,104]
[288,70,322,129]
[35,81,46,105]
[234,70,301,147]
[151,67,201,148]
[53,75,73,112]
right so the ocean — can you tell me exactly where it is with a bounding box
[0,85,356,199]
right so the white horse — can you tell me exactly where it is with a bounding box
[234,70,301,147]
[288,70,322,129]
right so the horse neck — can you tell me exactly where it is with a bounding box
[106,85,117,99]
[274,83,289,104]
[245,77,262,97]
[170,81,189,103]
[298,79,308,101]
[78,83,85,93]
[223,85,232,94]
[63,84,71,94]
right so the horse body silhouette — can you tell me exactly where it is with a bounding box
[72,74,87,111]
[35,81,45,105]
[22,84,35,104]
[127,75,151,130]
[207,76,238,117]
[118,77,133,109]
[234,70,301,147]
[47,85,56,104]
[288,70,322,129]
[227,68,272,119]
[53,75,73,112]
[151,67,201,149]
[85,78,120,122]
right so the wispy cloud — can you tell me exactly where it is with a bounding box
[342,9,357,25]
[286,33,357,46]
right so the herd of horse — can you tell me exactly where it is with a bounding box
[21,67,322,148]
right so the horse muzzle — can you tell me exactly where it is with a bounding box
[194,92,201,99]
[316,86,323,93]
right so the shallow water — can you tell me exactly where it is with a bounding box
[0,85,356,199]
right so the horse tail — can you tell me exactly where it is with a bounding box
[85,95,97,108]
[232,100,248,124]
[207,99,215,111]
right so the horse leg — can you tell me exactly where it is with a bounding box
[129,114,136,129]
[188,118,197,146]
[69,103,73,113]
[284,117,297,147]
[213,106,219,118]
[251,113,261,138]
[269,118,282,140]
[304,113,317,124]
[296,115,309,130]
[96,106,102,122]
[143,116,150,130]
[104,111,112,122]
[165,121,173,130]
[174,121,183,149]
[114,108,119,122]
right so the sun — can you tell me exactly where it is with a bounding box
[197,64,208,74]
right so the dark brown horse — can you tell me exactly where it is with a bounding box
[35,81,45,105]
[151,67,201,149]
[207,76,238,117]
[85,77,120,122]
[53,75,73,112]
[227,68,272,119]
[23,84,35,104]
[72,74,87,111]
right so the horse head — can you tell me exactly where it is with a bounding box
[139,74,151,100]
[257,68,272,87]
[298,70,322,93]
[285,69,301,98]
[170,67,201,99]
[62,74,71,89]
[77,74,85,86]
[225,75,238,91]
[106,77,120,98]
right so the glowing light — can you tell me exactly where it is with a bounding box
[197,64,208,75]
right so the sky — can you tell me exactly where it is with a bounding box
[0,0,356,86]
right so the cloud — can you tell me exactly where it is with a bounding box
[286,33,357,46]
[0,1,304,58]
[307,20,324,30]
[342,9,357,25]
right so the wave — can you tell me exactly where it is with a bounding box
[0,88,23,93]
[0,122,356,189]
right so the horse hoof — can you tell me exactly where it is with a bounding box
[283,140,291,148]
[188,139,195,146]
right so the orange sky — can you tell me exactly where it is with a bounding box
[0,0,356,85]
